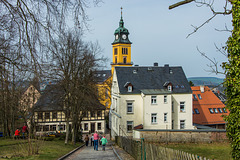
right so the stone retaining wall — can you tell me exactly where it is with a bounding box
[133,129,227,143]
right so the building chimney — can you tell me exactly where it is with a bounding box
[164,64,170,73]
[154,62,158,67]
[200,85,204,93]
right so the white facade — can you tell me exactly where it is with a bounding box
[110,69,193,139]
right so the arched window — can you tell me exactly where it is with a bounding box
[123,57,127,64]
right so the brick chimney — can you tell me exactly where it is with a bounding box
[200,86,204,93]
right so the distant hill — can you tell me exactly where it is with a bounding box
[187,77,224,86]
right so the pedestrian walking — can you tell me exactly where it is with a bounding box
[22,124,28,139]
[100,135,108,151]
[15,128,20,139]
[93,131,99,151]
[91,134,94,146]
[84,134,89,146]
[99,134,102,145]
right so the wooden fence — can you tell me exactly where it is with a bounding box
[115,136,210,160]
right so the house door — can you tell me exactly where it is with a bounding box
[91,123,95,133]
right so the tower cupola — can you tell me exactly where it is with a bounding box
[112,7,132,45]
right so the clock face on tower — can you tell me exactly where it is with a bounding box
[115,34,119,40]
[122,34,127,40]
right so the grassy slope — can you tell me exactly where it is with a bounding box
[0,138,83,160]
[160,142,232,160]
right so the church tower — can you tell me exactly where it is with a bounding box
[111,8,133,74]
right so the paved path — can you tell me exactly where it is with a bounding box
[65,144,118,160]
[63,133,134,160]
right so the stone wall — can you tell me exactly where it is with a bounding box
[133,129,228,143]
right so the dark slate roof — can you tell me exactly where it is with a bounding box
[34,84,106,112]
[94,70,111,83]
[115,65,192,94]
[34,84,64,111]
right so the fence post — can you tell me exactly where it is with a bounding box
[141,138,143,160]
[141,138,146,160]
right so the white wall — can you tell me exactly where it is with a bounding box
[172,93,193,129]
[143,94,172,129]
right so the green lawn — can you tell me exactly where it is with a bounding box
[159,142,232,160]
[0,138,83,160]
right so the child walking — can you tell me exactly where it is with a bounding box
[100,135,108,151]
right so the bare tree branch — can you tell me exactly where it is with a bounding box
[169,0,194,10]
[187,13,217,38]
[170,0,232,38]
[197,46,225,75]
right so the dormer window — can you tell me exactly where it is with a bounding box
[128,86,132,92]
[124,82,133,92]
[163,81,172,91]
[168,85,172,91]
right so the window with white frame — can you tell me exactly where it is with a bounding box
[180,120,185,129]
[151,113,157,123]
[151,96,157,104]
[168,85,172,91]
[180,101,185,112]
[128,86,132,92]
[127,102,133,113]
[127,121,133,132]
[164,95,167,103]
[164,113,168,122]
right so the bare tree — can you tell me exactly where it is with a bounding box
[47,30,106,144]
[0,0,103,136]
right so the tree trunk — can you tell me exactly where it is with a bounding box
[65,119,69,144]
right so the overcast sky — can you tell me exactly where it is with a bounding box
[82,0,232,78]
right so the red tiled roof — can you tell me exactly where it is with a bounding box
[191,86,228,125]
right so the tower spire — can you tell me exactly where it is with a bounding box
[121,7,123,19]
[119,7,124,27]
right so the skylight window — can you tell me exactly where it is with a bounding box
[198,94,202,99]
[175,85,179,88]
[214,108,218,113]
[181,85,184,88]
[194,108,200,114]
[209,108,214,114]
[193,94,197,100]
[223,108,228,113]
[218,108,223,113]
